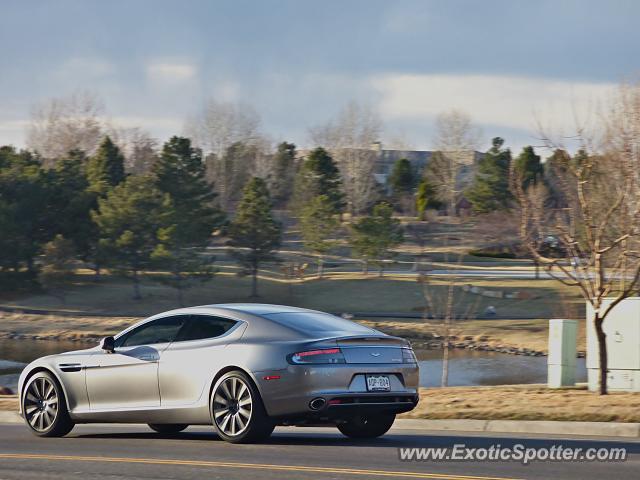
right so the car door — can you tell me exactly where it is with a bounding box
[85,315,188,411]
[158,314,245,406]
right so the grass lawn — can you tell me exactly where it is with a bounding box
[401,385,640,422]
[0,272,582,319]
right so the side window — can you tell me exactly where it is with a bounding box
[117,316,188,347]
[175,315,238,342]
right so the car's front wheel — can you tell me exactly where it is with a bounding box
[210,371,275,443]
[337,413,396,439]
[148,423,189,434]
[22,371,74,437]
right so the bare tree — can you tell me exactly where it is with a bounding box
[186,99,264,209]
[513,82,640,394]
[110,127,159,174]
[27,91,106,166]
[310,101,382,215]
[429,110,481,216]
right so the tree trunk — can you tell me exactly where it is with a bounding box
[534,260,540,280]
[317,256,324,279]
[594,315,608,395]
[250,265,258,298]
[362,260,368,276]
[378,263,384,277]
[132,269,141,300]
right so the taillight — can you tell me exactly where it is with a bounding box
[289,348,346,364]
[402,348,417,364]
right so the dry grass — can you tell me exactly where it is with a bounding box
[401,385,640,422]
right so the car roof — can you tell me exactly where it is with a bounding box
[201,303,322,315]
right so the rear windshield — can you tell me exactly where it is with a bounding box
[263,312,375,334]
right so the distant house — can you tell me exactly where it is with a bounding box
[300,142,483,192]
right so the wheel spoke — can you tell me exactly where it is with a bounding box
[220,381,232,401]
[230,378,237,398]
[238,406,250,419]
[25,392,38,405]
[45,383,54,399]
[30,382,40,399]
[219,412,231,432]
[237,383,247,399]
[47,396,58,406]
[214,394,228,406]
[38,410,44,430]
[239,396,251,407]
[214,408,229,419]
[28,411,40,427]
[236,413,246,431]
[230,415,236,435]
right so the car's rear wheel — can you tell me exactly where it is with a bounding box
[210,371,275,443]
[337,413,396,439]
[22,371,74,437]
[148,423,188,434]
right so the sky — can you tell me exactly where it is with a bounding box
[1,0,638,154]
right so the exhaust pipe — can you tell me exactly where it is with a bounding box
[309,397,326,411]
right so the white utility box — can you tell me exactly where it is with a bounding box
[586,298,640,392]
[548,319,577,388]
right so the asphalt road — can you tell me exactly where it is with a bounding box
[0,423,638,480]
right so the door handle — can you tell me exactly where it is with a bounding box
[139,355,157,361]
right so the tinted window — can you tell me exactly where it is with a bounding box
[175,315,237,342]
[263,312,375,334]
[118,316,188,347]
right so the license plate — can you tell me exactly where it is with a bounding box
[366,375,390,392]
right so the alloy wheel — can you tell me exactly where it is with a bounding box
[24,376,58,432]
[212,376,253,437]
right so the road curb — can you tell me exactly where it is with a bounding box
[394,418,640,438]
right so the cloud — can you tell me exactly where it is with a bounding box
[371,74,617,137]
[146,62,197,82]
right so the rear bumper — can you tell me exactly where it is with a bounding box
[255,363,420,418]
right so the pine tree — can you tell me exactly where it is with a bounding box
[350,202,403,276]
[467,137,512,213]
[92,176,172,300]
[86,136,126,196]
[514,146,543,190]
[299,195,340,278]
[228,177,282,297]
[291,147,345,214]
[271,142,296,205]
[389,158,416,195]
[151,136,225,304]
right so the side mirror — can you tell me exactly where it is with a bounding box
[100,336,115,353]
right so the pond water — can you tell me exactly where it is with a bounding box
[0,339,587,392]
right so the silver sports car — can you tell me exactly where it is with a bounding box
[18,304,419,443]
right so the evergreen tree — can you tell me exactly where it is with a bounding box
[228,177,282,297]
[514,146,543,190]
[416,176,442,219]
[350,202,404,276]
[467,137,512,213]
[92,176,172,300]
[389,158,416,195]
[38,235,77,304]
[291,147,344,214]
[270,141,297,205]
[151,136,225,304]
[45,150,95,262]
[86,136,126,196]
[0,146,49,274]
[299,195,340,278]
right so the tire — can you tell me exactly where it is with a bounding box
[337,413,396,439]
[210,371,275,444]
[22,371,74,437]
[148,424,189,434]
